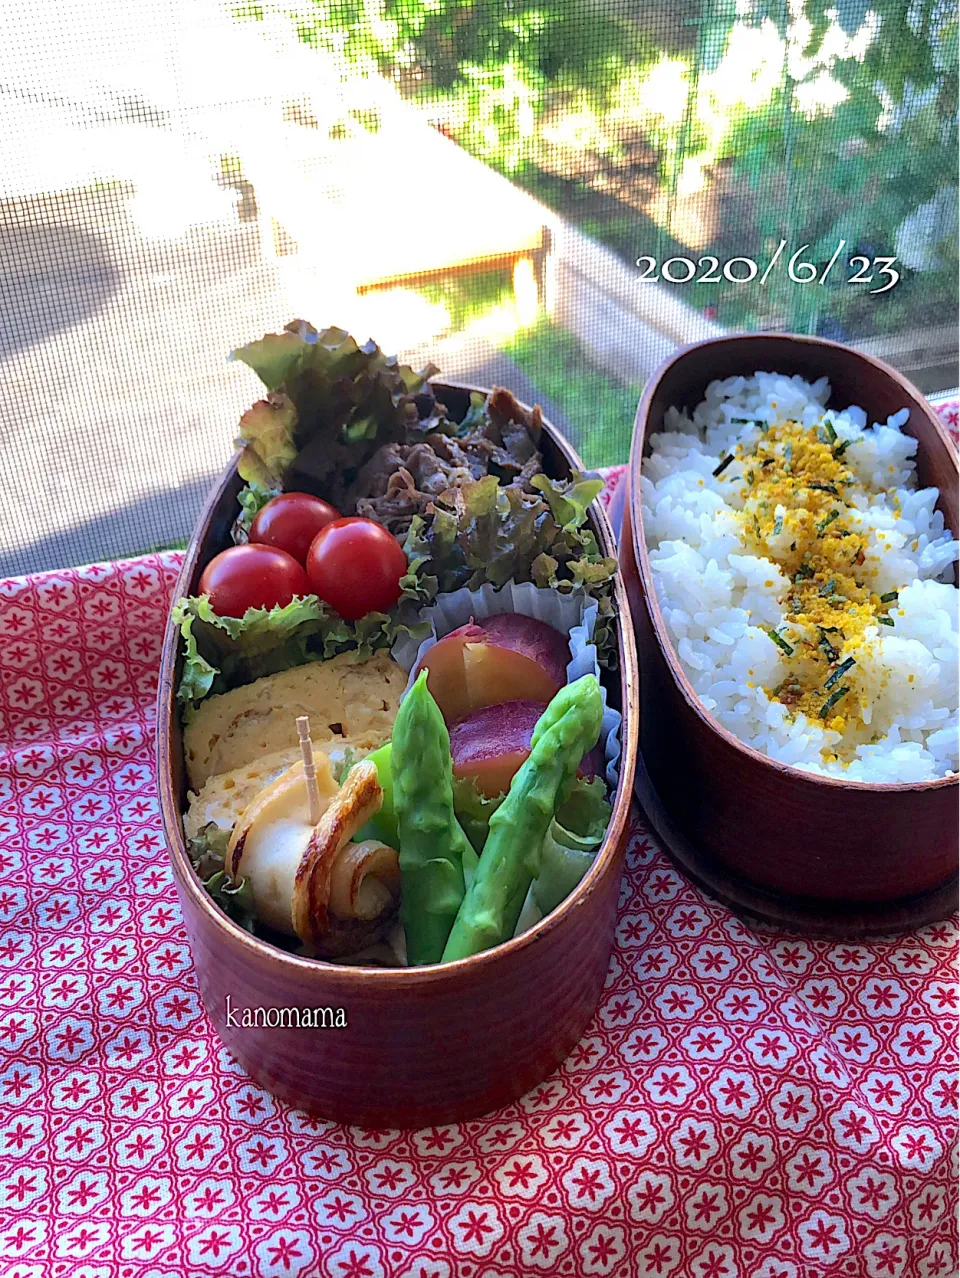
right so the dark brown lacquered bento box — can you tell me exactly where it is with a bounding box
[621,334,958,936]
[157,382,638,1127]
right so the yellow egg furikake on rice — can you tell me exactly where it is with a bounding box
[641,372,959,783]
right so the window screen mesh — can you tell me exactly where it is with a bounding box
[1,0,956,575]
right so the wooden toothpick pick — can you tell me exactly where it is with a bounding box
[296,716,324,825]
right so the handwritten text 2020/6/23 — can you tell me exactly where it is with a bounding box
[635,240,900,293]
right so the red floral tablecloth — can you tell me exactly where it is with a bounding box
[0,405,956,1278]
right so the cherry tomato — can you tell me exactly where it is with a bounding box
[198,544,312,617]
[249,492,340,565]
[306,518,407,621]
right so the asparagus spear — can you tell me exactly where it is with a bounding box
[392,672,477,965]
[359,742,398,848]
[441,674,604,962]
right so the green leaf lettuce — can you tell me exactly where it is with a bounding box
[230,320,436,502]
[235,394,298,488]
[172,593,428,707]
[234,481,281,541]
[402,472,618,663]
[186,822,256,932]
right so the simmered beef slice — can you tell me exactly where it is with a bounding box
[346,443,408,500]
[345,386,545,535]
[404,442,473,495]
[355,468,431,537]
[486,387,543,458]
[424,433,491,481]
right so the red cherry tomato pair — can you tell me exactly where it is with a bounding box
[198,493,407,621]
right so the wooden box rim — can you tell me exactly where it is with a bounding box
[157,379,639,983]
[628,332,959,797]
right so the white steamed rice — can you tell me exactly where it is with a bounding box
[640,372,959,782]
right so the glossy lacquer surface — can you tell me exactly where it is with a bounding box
[621,335,958,934]
[157,384,639,1126]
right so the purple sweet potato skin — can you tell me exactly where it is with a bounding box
[578,747,604,781]
[449,700,545,765]
[449,699,600,797]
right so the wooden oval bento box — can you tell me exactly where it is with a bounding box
[158,382,638,1128]
[621,334,958,934]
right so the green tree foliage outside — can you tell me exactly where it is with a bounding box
[504,320,644,469]
[263,0,956,343]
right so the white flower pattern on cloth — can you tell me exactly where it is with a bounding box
[0,412,956,1278]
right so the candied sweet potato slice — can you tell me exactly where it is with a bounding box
[418,614,569,724]
[449,700,546,798]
